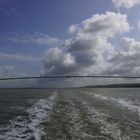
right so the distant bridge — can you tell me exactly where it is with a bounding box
[0,75,140,81]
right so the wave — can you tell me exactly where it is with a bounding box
[83,91,140,116]
[80,99,130,140]
[0,93,57,140]
[93,93,140,116]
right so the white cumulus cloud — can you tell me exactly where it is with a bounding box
[107,37,140,76]
[43,12,130,76]
[112,0,140,8]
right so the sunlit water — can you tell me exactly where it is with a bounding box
[0,88,140,140]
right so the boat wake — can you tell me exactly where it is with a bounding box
[0,93,57,140]
[78,97,130,140]
[83,91,140,116]
[93,94,140,116]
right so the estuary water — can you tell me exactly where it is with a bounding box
[0,88,140,140]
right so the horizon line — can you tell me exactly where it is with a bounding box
[0,75,140,81]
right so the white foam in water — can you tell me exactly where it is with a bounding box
[78,91,131,139]
[81,100,130,140]
[0,93,57,140]
[93,93,140,116]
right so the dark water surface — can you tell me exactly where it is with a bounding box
[0,88,140,140]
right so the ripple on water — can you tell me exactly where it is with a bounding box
[0,93,57,140]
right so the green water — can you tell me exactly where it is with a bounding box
[0,88,140,140]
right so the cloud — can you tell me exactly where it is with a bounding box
[30,33,60,46]
[112,0,140,8]
[0,33,61,46]
[0,52,40,62]
[106,37,140,76]
[0,7,23,16]
[138,20,140,29]
[69,12,130,37]
[0,65,39,87]
[0,65,15,78]
[42,12,130,76]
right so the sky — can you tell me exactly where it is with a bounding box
[1,0,140,87]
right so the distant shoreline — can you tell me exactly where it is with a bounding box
[84,83,140,88]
